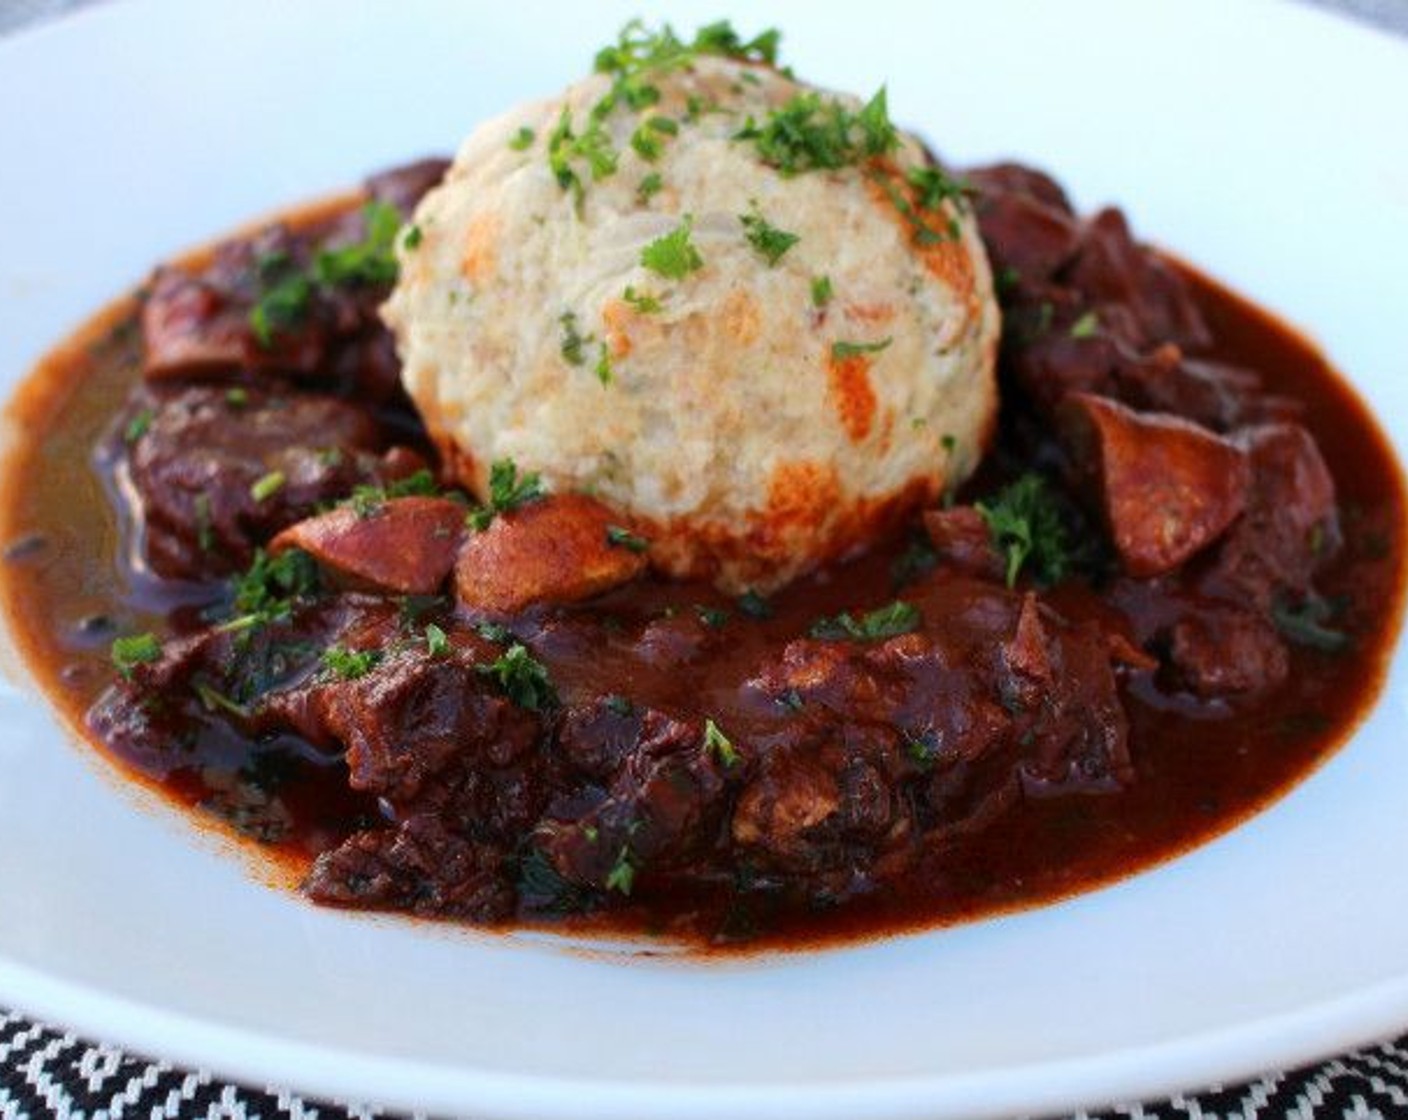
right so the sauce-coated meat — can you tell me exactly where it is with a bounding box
[113,384,420,580]
[141,163,446,402]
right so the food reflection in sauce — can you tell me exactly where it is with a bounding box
[0,154,1403,949]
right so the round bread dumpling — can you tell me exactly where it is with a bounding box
[384,51,1000,593]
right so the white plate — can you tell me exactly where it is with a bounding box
[2,2,1407,1117]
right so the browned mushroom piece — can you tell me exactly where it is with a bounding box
[270,496,467,595]
[454,493,649,614]
[1058,391,1250,577]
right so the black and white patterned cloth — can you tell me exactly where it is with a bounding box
[5,1,1408,1117]
[6,1006,1408,1120]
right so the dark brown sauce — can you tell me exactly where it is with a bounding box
[1,205,1404,953]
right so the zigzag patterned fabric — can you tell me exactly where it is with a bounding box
[6,1008,1408,1120]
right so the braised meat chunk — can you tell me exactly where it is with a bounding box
[1066,208,1213,351]
[735,576,1131,902]
[142,161,446,399]
[305,816,514,919]
[966,163,1080,287]
[114,383,424,580]
[534,703,731,897]
[970,160,1355,706]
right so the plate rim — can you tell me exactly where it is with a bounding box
[6,953,1408,1120]
[4,2,1408,1117]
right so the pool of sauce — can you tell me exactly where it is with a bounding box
[1,211,1404,952]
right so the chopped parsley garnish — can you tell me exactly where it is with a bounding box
[906,165,971,212]
[248,268,312,348]
[123,409,153,444]
[194,680,250,719]
[395,468,442,497]
[249,201,404,347]
[249,470,286,503]
[547,108,581,197]
[737,589,774,619]
[557,313,614,385]
[605,846,636,895]
[571,117,619,180]
[831,337,892,360]
[696,604,731,628]
[778,688,805,712]
[593,20,690,110]
[905,734,938,771]
[424,623,451,658]
[225,387,249,408]
[474,620,513,644]
[867,170,952,246]
[255,249,293,277]
[630,127,663,162]
[629,115,679,161]
[547,109,618,206]
[604,693,635,717]
[347,468,440,517]
[735,87,897,176]
[703,718,740,768]
[605,525,650,553]
[856,87,898,151]
[111,632,161,679]
[690,20,781,65]
[740,205,799,266]
[594,342,614,386]
[810,275,833,307]
[488,458,544,510]
[468,458,546,530]
[224,547,320,631]
[640,216,703,279]
[509,126,536,151]
[684,94,720,123]
[995,265,1022,295]
[314,199,402,288]
[478,643,556,710]
[1272,595,1350,653]
[975,473,1071,588]
[321,645,380,680]
[194,493,214,552]
[809,600,921,642]
[559,311,591,365]
[623,285,663,313]
[1069,310,1100,339]
[637,172,664,204]
[593,19,781,126]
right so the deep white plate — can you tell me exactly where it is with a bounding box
[2,2,1407,1117]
